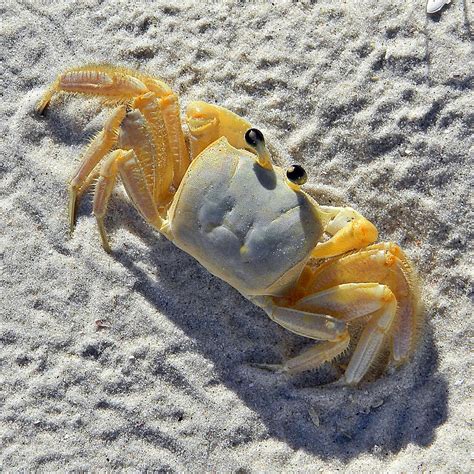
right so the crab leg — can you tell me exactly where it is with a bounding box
[344,299,397,384]
[295,282,394,320]
[132,92,174,203]
[36,65,149,115]
[38,65,190,196]
[93,150,130,252]
[91,146,168,250]
[142,78,190,188]
[282,337,350,373]
[293,282,397,384]
[265,305,347,341]
[298,243,420,364]
[274,296,397,384]
[257,283,396,382]
[117,151,166,231]
[312,206,378,259]
[116,110,157,200]
[68,105,126,231]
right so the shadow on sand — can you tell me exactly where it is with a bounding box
[104,199,447,461]
[35,104,448,461]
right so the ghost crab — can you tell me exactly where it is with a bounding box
[37,65,421,385]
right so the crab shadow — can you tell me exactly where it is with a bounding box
[106,197,448,461]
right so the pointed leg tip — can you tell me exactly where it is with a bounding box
[96,217,112,253]
[68,211,76,235]
[36,96,51,116]
[36,104,48,116]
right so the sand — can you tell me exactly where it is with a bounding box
[1,0,473,471]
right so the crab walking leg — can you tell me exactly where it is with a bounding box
[299,243,420,364]
[117,151,166,230]
[311,206,378,259]
[143,78,190,188]
[94,149,169,251]
[273,283,396,375]
[68,105,126,231]
[133,92,174,203]
[283,337,351,373]
[76,168,100,202]
[372,243,421,363]
[295,282,395,321]
[344,297,397,384]
[37,65,149,114]
[117,110,157,199]
[253,296,347,341]
[93,150,129,252]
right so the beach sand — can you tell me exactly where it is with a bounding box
[1,0,472,471]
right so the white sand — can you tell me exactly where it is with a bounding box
[1,0,472,471]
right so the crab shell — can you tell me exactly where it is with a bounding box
[167,137,325,297]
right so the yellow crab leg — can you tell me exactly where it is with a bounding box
[132,92,174,204]
[68,105,126,231]
[93,148,169,251]
[92,150,129,252]
[142,78,190,188]
[265,283,396,379]
[252,296,347,341]
[117,150,166,231]
[298,243,420,364]
[117,110,157,200]
[344,297,397,385]
[36,65,150,115]
[295,282,395,321]
[282,335,350,373]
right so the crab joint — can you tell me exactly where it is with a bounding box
[245,128,273,170]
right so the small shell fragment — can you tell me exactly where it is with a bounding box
[371,398,384,409]
[426,0,451,14]
[95,319,110,330]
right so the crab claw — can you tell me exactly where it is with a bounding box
[186,101,253,159]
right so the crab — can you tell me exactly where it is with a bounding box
[37,65,421,385]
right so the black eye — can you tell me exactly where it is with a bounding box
[245,128,265,147]
[286,165,307,185]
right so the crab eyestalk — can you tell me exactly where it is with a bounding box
[244,128,273,170]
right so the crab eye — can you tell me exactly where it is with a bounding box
[286,165,307,185]
[245,128,265,147]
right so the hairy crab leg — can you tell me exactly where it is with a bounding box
[297,243,420,364]
[343,298,397,384]
[92,146,173,251]
[36,65,151,115]
[295,282,395,321]
[117,151,167,232]
[281,336,350,373]
[257,283,396,381]
[93,146,173,251]
[68,105,126,231]
[37,66,190,243]
[36,65,189,196]
[141,78,190,188]
[93,150,130,252]
[132,92,174,204]
[116,110,157,200]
